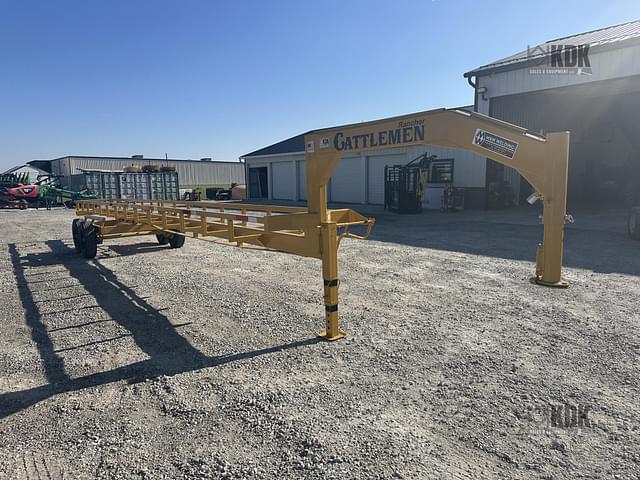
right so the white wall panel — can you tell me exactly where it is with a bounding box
[271,161,295,200]
[330,157,364,203]
[297,160,307,201]
[477,45,640,100]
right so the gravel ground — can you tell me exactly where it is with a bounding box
[0,206,639,479]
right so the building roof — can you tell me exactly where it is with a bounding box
[241,133,308,158]
[26,160,52,173]
[43,155,236,165]
[465,19,640,77]
[3,164,50,176]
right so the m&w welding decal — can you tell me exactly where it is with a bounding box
[472,129,518,159]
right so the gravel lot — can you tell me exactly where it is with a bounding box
[0,206,639,479]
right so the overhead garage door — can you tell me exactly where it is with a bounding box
[367,154,406,204]
[271,161,295,200]
[490,76,640,207]
[330,157,363,203]
[298,160,307,201]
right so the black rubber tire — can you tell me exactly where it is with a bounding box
[629,207,640,240]
[81,222,98,259]
[168,233,185,249]
[72,218,83,253]
[156,234,169,245]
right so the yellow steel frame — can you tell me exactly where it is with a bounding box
[304,108,570,340]
[76,108,570,341]
[76,200,374,259]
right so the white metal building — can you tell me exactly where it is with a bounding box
[2,164,50,182]
[240,108,488,210]
[466,19,640,207]
[28,155,244,190]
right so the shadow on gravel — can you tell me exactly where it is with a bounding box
[107,242,169,257]
[368,211,640,277]
[2,241,321,418]
[8,244,70,385]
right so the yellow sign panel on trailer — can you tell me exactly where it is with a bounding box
[75,108,569,342]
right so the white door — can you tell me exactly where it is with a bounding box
[297,160,307,201]
[271,161,295,200]
[367,154,406,204]
[330,157,363,203]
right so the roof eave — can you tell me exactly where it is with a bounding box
[465,35,640,78]
[241,150,306,160]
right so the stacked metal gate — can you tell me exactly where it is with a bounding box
[79,170,179,200]
[83,172,120,199]
[148,172,179,200]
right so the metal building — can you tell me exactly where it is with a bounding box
[465,19,640,207]
[28,155,244,192]
[240,108,488,210]
[2,164,50,182]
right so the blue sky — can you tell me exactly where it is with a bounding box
[1,0,640,170]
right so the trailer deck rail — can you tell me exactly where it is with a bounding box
[72,107,571,341]
[75,199,373,256]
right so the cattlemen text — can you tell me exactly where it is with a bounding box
[333,119,424,151]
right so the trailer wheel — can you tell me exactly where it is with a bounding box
[629,207,640,240]
[72,218,84,253]
[81,222,99,259]
[168,233,185,249]
[156,234,169,245]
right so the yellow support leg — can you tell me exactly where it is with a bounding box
[319,221,346,341]
[533,132,570,288]
[534,207,569,288]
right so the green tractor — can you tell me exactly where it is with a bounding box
[2,175,97,209]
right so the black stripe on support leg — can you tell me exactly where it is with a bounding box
[325,304,338,313]
[324,279,340,287]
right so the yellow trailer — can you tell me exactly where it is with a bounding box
[74,108,570,340]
